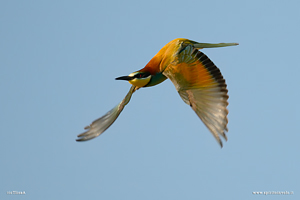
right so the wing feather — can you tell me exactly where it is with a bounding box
[76,86,138,141]
[163,42,229,147]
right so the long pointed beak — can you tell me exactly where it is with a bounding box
[194,42,239,49]
[115,76,134,81]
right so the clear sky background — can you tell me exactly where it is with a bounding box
[1,0,299,199]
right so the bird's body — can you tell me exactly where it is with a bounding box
[77,38,238,147]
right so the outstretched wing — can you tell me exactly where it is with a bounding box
[77,85,138,141]
[163,43,229,147]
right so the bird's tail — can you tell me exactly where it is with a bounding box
[193,42,239,49]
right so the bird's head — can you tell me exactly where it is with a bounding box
[115,71,152,87]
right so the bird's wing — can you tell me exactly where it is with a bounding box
[76,85,138,141]
[162,43,229,147]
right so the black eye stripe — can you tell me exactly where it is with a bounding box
[134,72,151,79]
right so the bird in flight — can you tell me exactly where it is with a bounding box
[76,38,238,147]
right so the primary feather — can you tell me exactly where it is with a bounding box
[162,40,229,147]
[77,86,138,141]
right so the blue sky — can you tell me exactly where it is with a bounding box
[1,0,299,199]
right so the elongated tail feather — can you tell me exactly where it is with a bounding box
[193,42,238,49]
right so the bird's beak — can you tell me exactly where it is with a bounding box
[115,76,134,81]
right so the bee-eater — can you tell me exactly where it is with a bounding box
[76,38,238,147]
